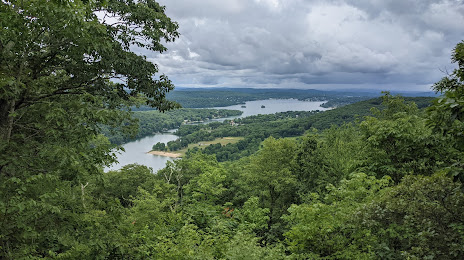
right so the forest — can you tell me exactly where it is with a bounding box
[1,0,464,259]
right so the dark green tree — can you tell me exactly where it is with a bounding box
[284,173,391,259]
[360,94,450,182]
[359,173,464,259]
[0,0,179,257]
[294,124,363,197]
[242,137,297,242]
[428,41,464,181]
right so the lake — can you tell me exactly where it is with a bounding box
[104,130,178,172]
[215,99,327,118]
[105,99,328,173]
[198,99,327,124]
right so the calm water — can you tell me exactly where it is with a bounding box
[105,99,327,173]
[104,131,178,172]
[213,99,327,120]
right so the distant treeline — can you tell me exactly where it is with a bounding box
[161,88,436,109]
[157,88,382,108]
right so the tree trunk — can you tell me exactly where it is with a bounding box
[0,99,15,143]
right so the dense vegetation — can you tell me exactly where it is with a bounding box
[104,108,242,144]
[101,91,462,259]
[5,92,458,259]
[155,96,434,162]
[1,0,464,259]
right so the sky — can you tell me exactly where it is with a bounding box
[143,0,464,91]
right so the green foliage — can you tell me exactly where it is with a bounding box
[0,0,180,180]
[428,41,464,181]
[359,173,464,259]
[223,232,288,260]
[0,0,179,257]
[242,137,298,242]
[0,6,462,257]
[173,97,433,163]
[184,156,227,204]
[360,94,454,182]
[98,164,159,207]
[234,197,270,233]
[152,141,167,151]
[294,124,364,196]
[284,173,390,259]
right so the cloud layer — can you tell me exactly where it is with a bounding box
[147,0,464,91]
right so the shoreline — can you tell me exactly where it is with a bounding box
[147,150,182,158]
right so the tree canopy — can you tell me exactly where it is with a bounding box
[0,0,179,174]
[0,1,179,256]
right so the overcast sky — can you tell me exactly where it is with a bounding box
[145,0,464,91]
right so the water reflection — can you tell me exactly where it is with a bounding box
[104,131,178,172]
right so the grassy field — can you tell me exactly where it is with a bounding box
[176,137,244,156]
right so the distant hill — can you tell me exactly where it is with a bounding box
[163,87,437,109]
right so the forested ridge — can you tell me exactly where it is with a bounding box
[164,88,374,109]
[137,87,435,110]
[1,0,464,259]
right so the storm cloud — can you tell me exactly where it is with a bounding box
[147,0,464,91]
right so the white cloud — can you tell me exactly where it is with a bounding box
[147,0,463,91]
[254,0,281,11]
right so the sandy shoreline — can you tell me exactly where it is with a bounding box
[147,150,182,158]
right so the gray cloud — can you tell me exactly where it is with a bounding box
[144,0,464,91]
